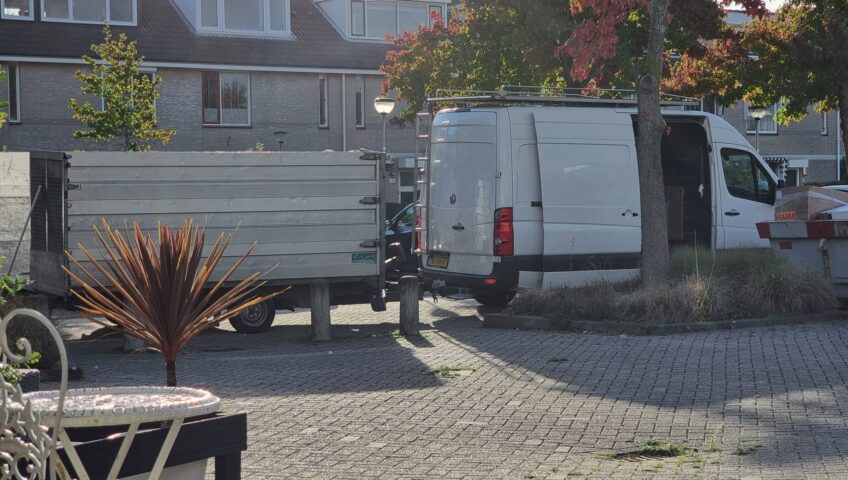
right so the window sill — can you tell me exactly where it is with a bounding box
[319,125,329,130]
[202,124,252,129]
[356,126,366,130]
[0,15,34,21]
[745,131,778,136]
[42,17,136,26]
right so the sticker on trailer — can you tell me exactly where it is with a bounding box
[352,252,377,264]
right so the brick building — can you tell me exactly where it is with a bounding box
[0,0,449,204]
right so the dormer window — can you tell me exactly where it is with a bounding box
[350,0,445,39]
[198,0,291,36]
[42,0,136,25]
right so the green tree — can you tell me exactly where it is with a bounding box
[382,1,571,121]
[69,26,174,151]
[0,68,7,129]
[741,2,848,171]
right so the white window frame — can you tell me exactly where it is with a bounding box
[744,102,779,135]
[42,0,138,26]
[822,111,828,136]
[5,63,20,123]
[318,74,328,128]
[196,0,292,37]
[348,0,447,39]
[355,75,366,128]
[201,71,252,127]
[1,0,34,20]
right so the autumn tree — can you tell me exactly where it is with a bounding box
[69,26,174,151]
[382,1,571,121]
[557,0,766,286]
[0,68,7,129]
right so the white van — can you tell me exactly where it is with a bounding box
[419,104,778,306]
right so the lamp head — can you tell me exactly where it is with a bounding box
[748,105,770,121]
[374,96,396,116]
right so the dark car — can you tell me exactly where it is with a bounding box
[385,203,418,276]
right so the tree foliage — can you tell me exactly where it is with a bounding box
[69,26,174,151]
[382,1,571,121]
[0,68,7,129]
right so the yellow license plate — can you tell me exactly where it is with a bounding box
[427,254,450,268]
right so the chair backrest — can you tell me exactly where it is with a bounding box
[1,308,68,479]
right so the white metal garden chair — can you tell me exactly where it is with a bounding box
[0,308,69,480]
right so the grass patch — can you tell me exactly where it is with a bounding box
[610,437,690,461]
[432,365,474,378]
[508,248,838,325]
[389,328,403,338]
[733,444,762,456]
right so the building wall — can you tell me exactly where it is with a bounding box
[721,101,842,184]
[0,63,416,155]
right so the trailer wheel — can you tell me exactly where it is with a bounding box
[229,299,276,333]
[473,291,516,307]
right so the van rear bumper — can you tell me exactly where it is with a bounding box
[422,260,520,292]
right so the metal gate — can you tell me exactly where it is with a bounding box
[29,151,69,296]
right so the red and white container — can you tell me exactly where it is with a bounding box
[757,220,848,300]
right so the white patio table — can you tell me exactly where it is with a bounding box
[23,386,221,480]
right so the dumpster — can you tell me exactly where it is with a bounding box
[757,220,848,300]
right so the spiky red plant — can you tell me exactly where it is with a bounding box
[64,219,282,386]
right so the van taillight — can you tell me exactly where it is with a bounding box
[494,208,513,256]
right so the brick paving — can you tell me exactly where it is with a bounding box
[55,297,848,479]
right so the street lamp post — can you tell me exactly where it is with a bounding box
[374,96,396,153]
[748,105,769,153]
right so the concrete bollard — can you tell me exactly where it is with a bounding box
[310,280,331,341]
[399,275,420,336]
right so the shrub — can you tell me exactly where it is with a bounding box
[509,248,838,324]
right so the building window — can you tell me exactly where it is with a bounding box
[43,0,136,25]
[355,75,365,127]
[319,75,328,128]
[198,0,290,36]
[5,64,20,123]
[1,0,33,19]
[822,111,828,136]
[428,4,441,26]
[202,71,250,126]
[351,0,365,35]
[744,103,778,134]
[399,171,415,187]
[350,1,446,38]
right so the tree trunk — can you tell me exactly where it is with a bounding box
[636,0,671,287]
[166,360,177,387]
[839,83,848,181]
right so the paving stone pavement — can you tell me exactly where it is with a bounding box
[53,297,848,479]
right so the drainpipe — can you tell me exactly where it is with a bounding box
[342,74,348,152]
[838,110,842,182]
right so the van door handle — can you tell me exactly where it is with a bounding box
[452,224,465,231]
[725,210,741,216]
[621,210,639,217]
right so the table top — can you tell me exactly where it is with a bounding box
[23,386,221,427]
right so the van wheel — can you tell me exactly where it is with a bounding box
[229,299,276,333]
[473,291,516,307]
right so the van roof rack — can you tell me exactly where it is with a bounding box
[426,85,702,110]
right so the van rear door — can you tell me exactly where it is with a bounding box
[424,110,497,276]
[533,112,642,287]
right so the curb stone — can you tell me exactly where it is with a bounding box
[483,310,848,335]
